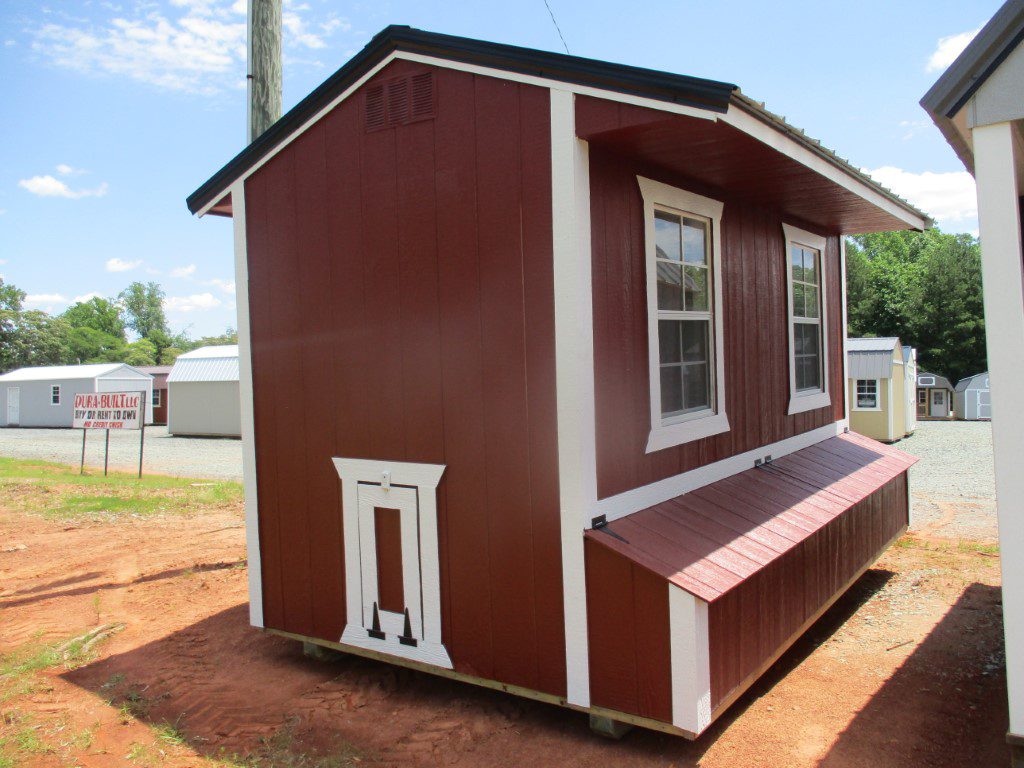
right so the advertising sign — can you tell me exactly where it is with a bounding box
[73,391,143,430]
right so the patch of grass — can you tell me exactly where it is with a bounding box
[895,534,1000,558]
[957,540,1000,556]
[210,721,362,768]
[1,632,107,703]
[0,713,52,765]
[0,456,242,521]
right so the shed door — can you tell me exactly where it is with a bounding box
[356,484,423,645]
[979,390,992,419]
[930,389,946,417]
[917,388,927,416]
[7,387,19,426]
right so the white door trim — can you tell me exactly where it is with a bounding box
[6,387,19,426]
[333,457,451,669]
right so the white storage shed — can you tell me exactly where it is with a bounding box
[902,346,918,436]
[0,363,154,428]
[955,372,992,421]
[166,345,241,438]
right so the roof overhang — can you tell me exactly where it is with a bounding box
[921,0,1024,174]
[189,26,928,232]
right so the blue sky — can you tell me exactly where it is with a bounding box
[0,0,997,337]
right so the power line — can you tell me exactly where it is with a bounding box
[542,0,570,55]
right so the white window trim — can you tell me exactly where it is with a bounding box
[332,457,452,669]
[853,378,882,411]
[152,389,162,408]
[783,223,831,415]
[50,385,61,406]
[638,176,729,453]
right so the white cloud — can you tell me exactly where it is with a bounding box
[19,174,108,199]
[30,0,349,95]
[73,292,103,303]
[201,277,235,294]
[105,257,142,272]
[866,165,978,231]
[926,28,980,73]
[170,263,197,278]
[0,259,7,265]
[55,163,85,176]
[164,292,222,312]
[25,293,67,307]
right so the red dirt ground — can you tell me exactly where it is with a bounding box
[0,501,1009,767]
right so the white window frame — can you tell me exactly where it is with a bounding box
[853,378,881,411]
[639,176,729,453]
[919,376,935,386]
[151,388,162,408]
[918,389,928,405]
[783,223,831,415]
[50,385,60,406]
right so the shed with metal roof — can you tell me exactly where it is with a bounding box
[0,363,153,428]
[954,372,991,420]
[916,370,954,419]
[166,346,241,437]
[846,338,912,443]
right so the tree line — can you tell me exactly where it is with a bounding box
[846,228,986,387]
[0,280,237,372]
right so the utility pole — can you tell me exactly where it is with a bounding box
[248,0,282,143]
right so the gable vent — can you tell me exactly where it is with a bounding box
[365,72,436,132]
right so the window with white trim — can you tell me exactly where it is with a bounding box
[152,389,162,408]
[918,389,927,405]
[854,379,879,410]
[639,177,729,453]
[783,224,830,415]
[50,385,60,405]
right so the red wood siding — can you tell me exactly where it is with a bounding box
[707,472,909,710]
[584,537,672,722]
[374,507,404,614]
[588,141,845,501]
[152,388,168,425]
[244,60,566,696]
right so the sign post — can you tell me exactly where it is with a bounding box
[73,391,146,477]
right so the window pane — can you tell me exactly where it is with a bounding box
[660,366,683,416]
[682,218,707,265]
[683,363,710,411]
[800,324,819,357]
[657,262,683,310]
[655,211,682,261]
[792,282,805,317]
[804,286,819,318]
[797,354,820,391]
[658,320,681,364]
[803,249,818,283]
[684,265,709,311]
[681,320,708,363]
[791,247,805,282]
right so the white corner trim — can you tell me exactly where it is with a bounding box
[638,176,729,453]
[332,456,450,669]
[669,585,711,736]
[231,179,263,629]
[724,106,928,231]
[839,237,850,429]
[595,421,842,524]
[551,88,596,708]
[783,222,831,417]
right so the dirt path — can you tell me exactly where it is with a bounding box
[0,503,1009,767]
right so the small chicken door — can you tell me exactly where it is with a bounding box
[334,458,451,668]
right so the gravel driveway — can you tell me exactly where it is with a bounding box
[899,420,996,540]
[0,426,242,481]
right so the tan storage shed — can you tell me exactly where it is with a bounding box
[847,337,910,443]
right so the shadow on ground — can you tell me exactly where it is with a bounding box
[59,569,1004,766]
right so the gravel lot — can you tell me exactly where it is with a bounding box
[900,420,997,540]
[0,426,242,481]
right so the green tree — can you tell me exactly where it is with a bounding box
[846,228,985,386]
[124,338,158,367]
[118,282,169,341]
[61,296,126,339]
[0,279,27,367]
[66,326,126,363]
[159,346,184,365]
[1,311,71,369]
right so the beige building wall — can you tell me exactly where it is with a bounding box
[849,376,894,442]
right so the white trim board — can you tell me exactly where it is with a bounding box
[638,176,730,452]
[594,421,843,524]
[231,179,264,629]
[550,88,597,708]
[839,238,850,429]
[783,223,831,416]
[669,585,712,735]
[197,52,925,231]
